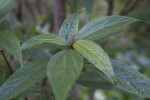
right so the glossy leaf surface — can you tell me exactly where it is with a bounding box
[47,50,83,100]
[73,40,115,83]
[75,16,137,41]
[20,34,69,51]
[59,13,79,42]
[0,59,49,100]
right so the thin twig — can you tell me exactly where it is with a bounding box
[0,50,13,74]
[49,89,55,100]
[25,0,37,18]
[25,97,28,100]
[52,0,66,31]
[37,0,44,15]
[120,0,140,15]
[120,0,132,15]
[17,0,24,22]
[102,0,114,49]
[89,89,95,100]
[127,0,140,13]
[107,0,114,16]
[41,77,47,87]
[69,90,79,100]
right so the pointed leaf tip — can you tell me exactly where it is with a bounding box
[47,50,83,100]
[75,16,138,41]
[73,40,116,84]
[59,13,79,42]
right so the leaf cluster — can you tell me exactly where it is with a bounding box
[0,4,150,100]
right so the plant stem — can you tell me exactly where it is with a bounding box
[0,50,13,74]
[68,33,79,49]
[107,0,114,16]
[41,77,47,87]
[17,0,24,22]
[25,0,37,18]
[89,89,95,100]
[120,0,140,15]
[49,89,55,100]
[52,0,66,31]
[120,0,132,15]
[69,90,78,100]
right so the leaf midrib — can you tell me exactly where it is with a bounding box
[74,41,113,80]
[78,17,136,40]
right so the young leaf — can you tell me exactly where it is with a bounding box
[0,59,49,100]
[74,16,137,41]
[20,33,69,51]
[59,13,79,42]
[0,31,22,64]
[77,71,114,90]
[73,40,115,84]
[0,0,17,19]
[47,50,83,100]
[111,60,150,98]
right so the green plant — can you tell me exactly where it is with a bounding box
[0,11,150,100]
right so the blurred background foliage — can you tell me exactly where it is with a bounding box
[0,0,150,100]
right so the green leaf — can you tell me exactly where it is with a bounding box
[0,59,49,100]
[77,63,114,89]
[20,33,69,51]
[26,47,52,60]
[0,31,22,64]
[75,16,137,41]
[19,85,44,98]
[59,13,79,42]
[77,71,114,90]
[0,70,5,86]
[0,0,17,19]
[73,40,115,84]
[47,50,83,100]
[95,32,119,44]
[111,60,150,98]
